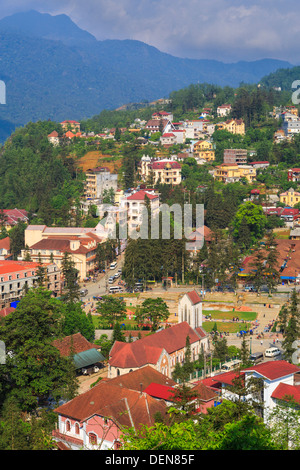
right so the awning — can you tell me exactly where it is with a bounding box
[73,348,105,369]
[280,276,296,280]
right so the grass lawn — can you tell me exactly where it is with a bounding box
[203,321,252,333]
[203,310,257,322]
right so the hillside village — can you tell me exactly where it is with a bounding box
[3,83,300,450]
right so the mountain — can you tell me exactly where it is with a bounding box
[0,9,97,46]
[0,10,295,142]
[260,66,300,91]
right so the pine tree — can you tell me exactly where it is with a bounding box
[282,290,300,363]
[61,252,80,303]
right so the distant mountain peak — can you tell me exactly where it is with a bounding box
[0,9,97,46]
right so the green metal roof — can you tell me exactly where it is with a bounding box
[73,348,105,369]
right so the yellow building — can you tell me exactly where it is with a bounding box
[217,119,245,135]
[193,140,215,162]
[214,164,256,183]
[280,188,300,207]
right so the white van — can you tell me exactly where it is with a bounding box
[110,262,117,270]
[108,276,114,284]
[265,347,281,358]
[109,286,123,294]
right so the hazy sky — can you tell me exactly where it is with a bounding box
[0,0,299,63]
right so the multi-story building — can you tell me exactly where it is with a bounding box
[23,225,107,280]
[150,160,182,185]
[0,260,61,308]
[214,164,256,183]
[193,140,215,162]
[84,167,118,200]
[216,119,245,135]
[223,148,247,165]
[60,120,81,132]
[120,189,160,235]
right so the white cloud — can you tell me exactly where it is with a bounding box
[0,0,299,63]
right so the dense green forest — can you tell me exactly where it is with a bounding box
[0,120,84,225]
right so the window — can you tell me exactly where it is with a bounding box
[89,433,97,445]
[114,440,122,450]
[65,420,71,432]
[75,423,80,435]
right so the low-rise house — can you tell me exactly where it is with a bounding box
[47,130,61,146]
[279,188,300,207]
[214,164,256,183]
[287,168,300,182]
[108,321,209,379]
[217,104,232,117]
[0,237,12,260]
[52,333,105,375]
[52,367,170,450]
[248,161,270,170]
[0,208,29,230]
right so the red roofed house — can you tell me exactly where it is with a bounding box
[108,321,209,379]
[52,333,105,375]
[178,290,203,329]
[52,367,170,450]
[47,130,60,146]
[210,360,300,422]
[288,168,300,182]
[160,132,176,146]
[0,237,12,260]
[60,120,81,132]
[1,208,29,230]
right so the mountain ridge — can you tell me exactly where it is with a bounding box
[0,10,295,142]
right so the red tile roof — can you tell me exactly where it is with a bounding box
[191,382,219,401]
[144,383,175,401]
[54,380,167,429]
[105,365,176,391]
[151,161,181,170]
[0,260,40,275]
[0,237,10,250]
[0,306,15,318]
[186,290,202,305]
[109,322,206,369]
[271,382,300,404]
[52,333,99,356]
[241,360,300,381]
[126,190,159,201]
